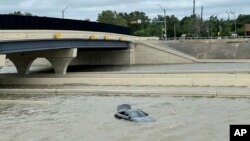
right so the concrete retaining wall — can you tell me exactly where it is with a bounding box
[1,73,250,87]
[1,88,249,98]
[133,42,197,64]
[150,39,250,59]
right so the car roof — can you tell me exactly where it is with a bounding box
[126,109,142,113]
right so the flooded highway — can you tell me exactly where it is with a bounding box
[0,63,250,141]
[0,95,249,141]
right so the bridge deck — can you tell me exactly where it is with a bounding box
[0,39,129,53]
[0,30,158,53]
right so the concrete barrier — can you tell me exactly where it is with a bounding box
[0,89,217,97]
[0,30,158,42]
[0,88,250,98]
[1,72,250,87]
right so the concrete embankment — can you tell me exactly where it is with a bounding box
[149,39,250,60]
[0,86,250,98]
[1,72,250,87]
[1,72,250,97]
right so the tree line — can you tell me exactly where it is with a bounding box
[97,10,250,38]
[7,11,250,37]
[8,11,33,16]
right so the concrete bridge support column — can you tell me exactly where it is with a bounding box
[46,57,75,75]
[8,57,36,75]
[7,48,77,75]
[0,54,6,68]
[129,43,135,65]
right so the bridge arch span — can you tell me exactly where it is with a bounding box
[6,48,77,75]
[8,56,36,75]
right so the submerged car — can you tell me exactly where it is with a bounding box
[114,104,155,122]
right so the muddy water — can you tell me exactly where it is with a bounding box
[0,95,249,141]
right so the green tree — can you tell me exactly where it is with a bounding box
[114,15,127,27]
[236,14,250,35]
[97,10,116,24]
[219,19,232,36]
[9,11,33,16]
[98,10,250,37]
[180,16,193,37]
[128,11,150,23]
[97,10,127,27]
[237,14,250,27]
[144,24,161,37]
[166,15,180,37]
[120,11,150,35]
[208,15,219,37]
[133,29,146,36]
[154,15,181,38]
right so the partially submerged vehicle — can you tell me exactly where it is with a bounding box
[114,104,155,122]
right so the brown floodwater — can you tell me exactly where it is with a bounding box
[0,95,249,141]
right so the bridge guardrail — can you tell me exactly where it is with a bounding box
[0,30,159,42]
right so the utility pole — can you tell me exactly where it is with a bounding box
[200,6,203,37]
[164,9,167,40]
[161,22,164,39]
[230,11,237,36]
[157,4,167,40]
[174,24,176,40]
[193,0,195,20]
[201,6,203,22]
[193,0,196,38]
[226,11,230,20]
[210,22,213,38]
[62,4,72,19]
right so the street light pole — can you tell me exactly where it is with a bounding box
[157,4,167,40]
[161,22,164,39]
[230,11,237,35]
[193,0,196,37]
[225,11,230,20]
[62,4,72,19]
[174,24,176,40]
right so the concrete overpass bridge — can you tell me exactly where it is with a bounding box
[2,15,250,76]
[0,30,197,75]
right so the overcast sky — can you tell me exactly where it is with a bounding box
[0,0,249,21]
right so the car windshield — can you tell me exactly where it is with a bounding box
[130,110,147,117]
